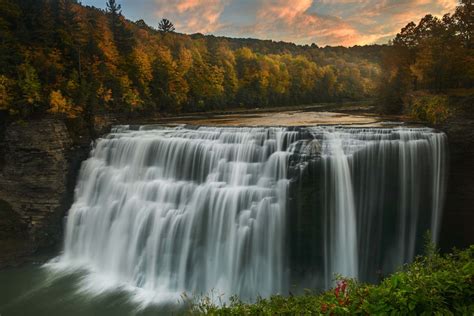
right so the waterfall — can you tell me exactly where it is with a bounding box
[320,132,359,287]
[53,125,447,304]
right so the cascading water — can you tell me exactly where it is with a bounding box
[51,125,447,305]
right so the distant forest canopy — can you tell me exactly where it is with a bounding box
[0,0,471,121]
[0,0,384,118]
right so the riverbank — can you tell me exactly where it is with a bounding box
[110,100,422,127]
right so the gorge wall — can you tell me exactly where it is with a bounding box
[439,115,474,251]
[0,117,90,267]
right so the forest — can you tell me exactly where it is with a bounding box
[0,0,383,120]
[378,0,473,121]
[0,0,472,123]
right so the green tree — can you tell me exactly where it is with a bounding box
[106,0,134,55]
[106,0,121,29]
[17,62,42,115]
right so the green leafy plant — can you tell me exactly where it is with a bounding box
[188,243,474,315]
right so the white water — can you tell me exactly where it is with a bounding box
[50,125,447,305]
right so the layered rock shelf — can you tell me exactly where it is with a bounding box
[0,119,89,266]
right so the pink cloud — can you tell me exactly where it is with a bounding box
[348,0,459,42]
[150,0,460,46]
[259,0,313,22]
[240,0,376,46]
[154,0,228,33]
[258,0,458,45]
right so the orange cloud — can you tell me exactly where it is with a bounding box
[154,0,228,33]
[150,0,460,46]
[346,0,459,43]
[241,0,374,46]
[259,0,313,22]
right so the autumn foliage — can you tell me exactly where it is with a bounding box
[378,0,473,116]
[0,0,382,120]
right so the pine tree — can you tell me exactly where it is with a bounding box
[106,0,121,20]
[106,0,134,55]
[106,0,122,42]
[158,18,175,33]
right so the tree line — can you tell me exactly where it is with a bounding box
[378,0,473,114]
[2,0,469,122]
[0,0,381,120]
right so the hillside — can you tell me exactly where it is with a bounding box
[0,0,383,120]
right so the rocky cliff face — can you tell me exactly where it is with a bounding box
[0,118,90,267]
[439,115,474,251]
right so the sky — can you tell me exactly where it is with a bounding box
[81,0,459,47]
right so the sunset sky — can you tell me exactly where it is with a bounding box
[82,0,459,46]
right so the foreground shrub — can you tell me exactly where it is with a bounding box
[189,244,474,315]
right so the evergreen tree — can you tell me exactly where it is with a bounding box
[106,0,134,55]
[158,18,175,32]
